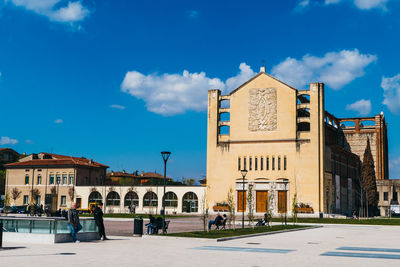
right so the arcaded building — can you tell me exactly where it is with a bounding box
[206,67,388,216]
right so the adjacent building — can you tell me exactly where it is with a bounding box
[5,152,108,211]
[5,152,206,214]
[206,67,388,216]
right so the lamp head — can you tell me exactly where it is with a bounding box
[240,169,248,178]
[161,151,171,162]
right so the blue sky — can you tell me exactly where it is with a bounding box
[1,0,400,180]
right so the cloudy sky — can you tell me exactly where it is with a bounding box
[1,0,400,180]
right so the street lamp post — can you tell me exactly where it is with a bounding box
[161,151,171,235]
[283,179,289,226]
[240,169,248,229]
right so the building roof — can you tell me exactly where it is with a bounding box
[5,152,108,168]
[0,148,18,154]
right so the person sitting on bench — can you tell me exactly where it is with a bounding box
[215,214,227,230]
[208,213,223,230]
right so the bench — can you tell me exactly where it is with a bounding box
[149,219,170,234]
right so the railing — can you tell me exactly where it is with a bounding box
[0,216,97,234]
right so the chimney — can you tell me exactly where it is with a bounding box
[123,170,126,174]
[260,66,266,73]
[141,171,144,176]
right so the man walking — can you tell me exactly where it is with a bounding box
[68,203,82,243]
[93,203,108,240]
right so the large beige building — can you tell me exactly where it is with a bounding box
[207,67,388,216]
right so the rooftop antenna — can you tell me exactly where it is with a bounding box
[260,59,266,73]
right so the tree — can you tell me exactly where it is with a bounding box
[68,187,75,202]
[292,193,298,224]
[181,177,196,186]
[247,184,255,226]
[227,187,236,229]
[30,188,40,205]
[361,138,378,216]
[11,187,22,205]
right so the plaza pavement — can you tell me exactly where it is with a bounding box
[2,224,400,266]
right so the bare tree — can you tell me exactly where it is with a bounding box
[50,186,57,195]
[68,187,75,202]
[200,186,209,231]
[30,188,41,205]
[227,187,236,229]
[11,187,22,205]
[247,184,255,226]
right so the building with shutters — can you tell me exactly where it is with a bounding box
[206,67,388,217]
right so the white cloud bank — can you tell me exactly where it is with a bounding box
[121,63,255,116]
[8,0,90,23]
[381,73,400,114]
[346,99,371,115]
[54,118,63,123]
[297,0,390,11]
[0,136,18,145]
[271,49,376,90]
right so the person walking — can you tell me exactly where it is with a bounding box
[68,203,82,243]
[93,203,108,240]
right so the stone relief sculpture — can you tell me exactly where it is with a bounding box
[248,88,277,131]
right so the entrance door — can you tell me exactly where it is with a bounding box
[256,191,268,213]
[278,191,287,213]
[76,198,82,208]
[237,191,246,212]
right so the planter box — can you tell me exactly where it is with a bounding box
[213,205,229,212]
[296,207,314,213]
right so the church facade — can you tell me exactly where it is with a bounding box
[206,67,388,216]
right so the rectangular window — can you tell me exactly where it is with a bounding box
[394,192,398,201]
[384,192,388,201]
[284,156,287,170]
[249,157,252,171]
[69,174,74,185]
[61,196,66,206]
[36,195,41,205]
[37,175,42,185]
[272,157,275,170]
[244,157,247,170]
[23,195,29,205]
[260,157,264,170]
[56,174,61,185]
[62,174,67,185]
[238,157,241,171]
[25,175,29,185]
[266,157,269,170]
[49,174,55,185]
[255,157,258,171]
[278,156,281,170]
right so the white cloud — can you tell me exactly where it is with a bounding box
[346,99,371,115]
[110,104,126,110]
[0,136,18,145]
[54,118,63,123]
[271,49,376,90]
[8,0,90,23]
[324,0,389,10]
[381,73,400,114]
[121,63,255,116]
[25,139,34,144]
[389,157,400,179]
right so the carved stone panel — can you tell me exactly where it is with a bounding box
[248,88,277,131]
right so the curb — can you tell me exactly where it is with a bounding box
[216,225,323,242]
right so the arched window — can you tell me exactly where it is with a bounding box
[89,191,102,204]
[143,191,158,207]
[163,192,178,207]
[124,191,139,207]
[106,191,120,206]
[182,192,198,213]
